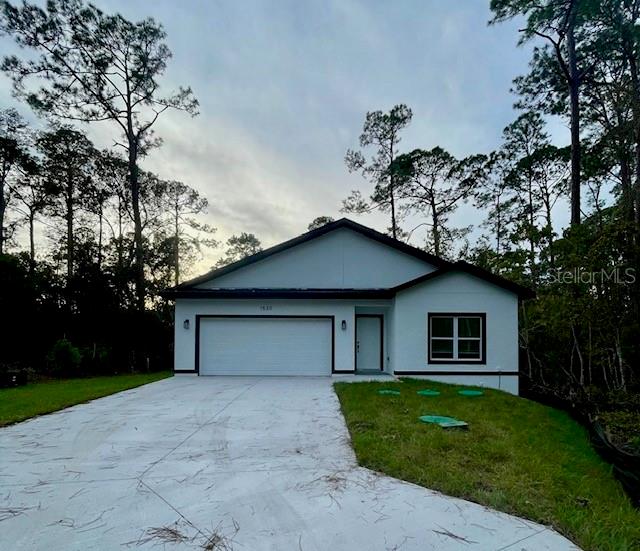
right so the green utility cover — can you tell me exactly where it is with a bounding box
[458,389,484,397]
[377,389,400,396]
[417,389,441,397]
[419,415,468,428]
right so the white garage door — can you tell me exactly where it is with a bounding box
[199,317,332,376]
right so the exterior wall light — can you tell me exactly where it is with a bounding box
[183,319,190,330]
[341,320,347,330]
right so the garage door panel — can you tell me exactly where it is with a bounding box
[199,317,332,376]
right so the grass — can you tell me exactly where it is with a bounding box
[0,371,171,427]
[334,378,640,551]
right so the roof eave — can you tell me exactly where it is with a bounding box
[160,288,395,300]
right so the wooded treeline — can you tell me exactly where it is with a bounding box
[344,0,640,402]
[0,0,250,376]
[0,114,217,371]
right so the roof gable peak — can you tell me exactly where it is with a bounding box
[175,218,448,290]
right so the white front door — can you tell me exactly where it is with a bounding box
[356,315,382,371]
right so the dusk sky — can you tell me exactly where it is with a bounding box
[0,1,551,271]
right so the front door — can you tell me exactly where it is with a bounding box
[355,315,383,371]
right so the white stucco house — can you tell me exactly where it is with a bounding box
[161,218,533,394]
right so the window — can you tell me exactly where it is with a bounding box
[428,313,485,363]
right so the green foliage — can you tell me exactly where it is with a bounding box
[0,0,200,309]
[0,1,214,374]
[215,232,262,268]
[46,338,82,378]
[157,179,218,286]
[37,126,98,279]
[392,147,481,257]
[481,0,640,404]
[520,210,638,395]
[0,108,32,254]
[0,0,199,137]
[600,410,640,452]
[79,344,112,376]
[336,378,640,551]
[343,104,413,238]
[308,216,334,231]
[0,245,174,377]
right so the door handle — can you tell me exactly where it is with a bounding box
[356,341,360,353]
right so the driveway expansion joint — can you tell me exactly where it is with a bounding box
[496,527,552,550]
[138,380,259,480]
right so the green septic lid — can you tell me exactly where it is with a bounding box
[378,389,400,396]
[419,415,468,428]
[417,389,441,397]
[458,389,484,397]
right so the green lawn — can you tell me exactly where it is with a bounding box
[334,378,640,551]
[0,372,171,427]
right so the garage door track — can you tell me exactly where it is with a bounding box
[0,376,579,550]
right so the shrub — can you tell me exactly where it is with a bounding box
[80,344,113,376]
[600,410,640,452]
[47,338,82,378]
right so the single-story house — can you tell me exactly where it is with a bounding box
[161,218,533,394]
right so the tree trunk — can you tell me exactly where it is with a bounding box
[620,152,634,223]
[431,197,440,257]
[567,19,582,226]
[0,168,6,256]
[495,192,502,255]
[174,197,180,287]
[629,92,640,231]
[571,324,585,388]
[28,209,35,273]
[0,192,5,256]
[636,165,640,229]
[388,139,397,239]
[520,302,533,380]
[616,331,626,390]
[544,199,555,268]
[622,15,640,232]
[526,169,536,283]
[128,138,145,311]
[389,179,397,240]
[66,171,74,283]
[97,203,103,270]
[117,196,124,271]
[618,28,640,330]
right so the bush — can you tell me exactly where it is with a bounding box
[0,361,28,388]
[80,344,114,376]
[47,338,82,378]
[600,409,640,452]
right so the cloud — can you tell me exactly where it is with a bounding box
[1,0,551,273]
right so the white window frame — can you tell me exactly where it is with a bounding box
[428,314,485,364]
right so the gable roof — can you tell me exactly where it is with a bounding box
[162,218,534,300]
[392,260,535,299]
[174,217,448,289]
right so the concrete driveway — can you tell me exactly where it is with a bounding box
[0,376,578,550]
